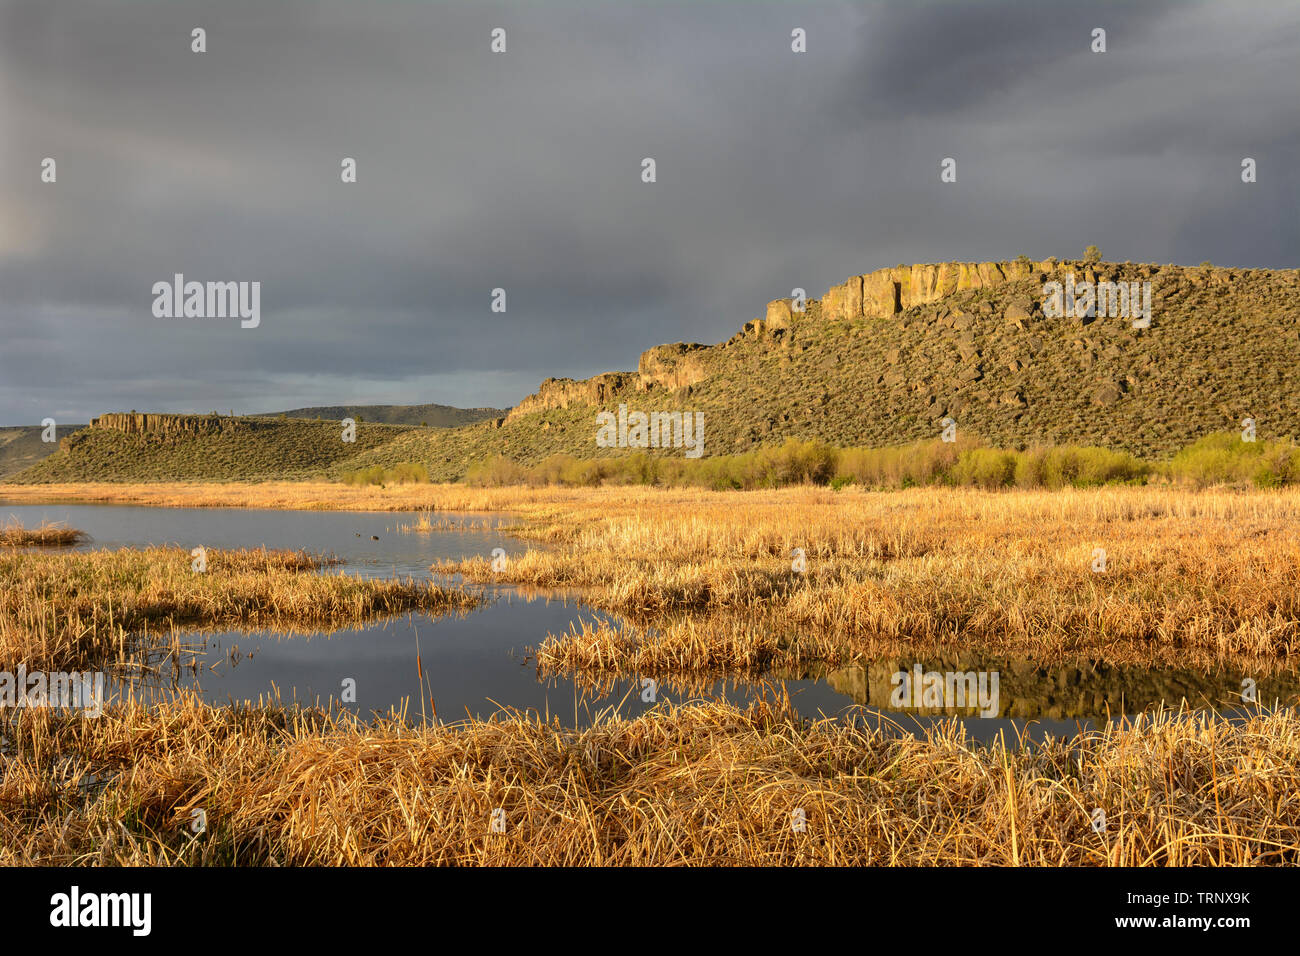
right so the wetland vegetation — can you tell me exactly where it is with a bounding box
[2,482,1297,866]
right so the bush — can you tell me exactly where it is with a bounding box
[456,436,1300,491]
[951,449,1018,489]
[465,456,534,487]
[1169,433,1300,488]
[834,438,971,488]
[1014,446,1148,488]
[342,462,428,486]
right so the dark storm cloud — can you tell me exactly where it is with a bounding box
[831,0,1187,120]
[0,0,1297,423]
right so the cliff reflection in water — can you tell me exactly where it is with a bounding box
[825,656,1300,720]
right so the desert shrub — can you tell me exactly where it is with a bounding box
[456,436,1300,492]
[389,462,429,483]
[736,439,836,488]
[1167,433,1300,488]
[1015,446,1148,488]
[342,462,428,486]
[617,452,664,486]
[951,449,1018,489]
[465,456,532,487]
[834,438,971,488]
[556,456,608,488]
[342,465,385,487]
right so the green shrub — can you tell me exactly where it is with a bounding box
[465,456,534,487]
[1167,433,1300,488]
[834,438,971,488]
[342,462,428,486]
[951,448,1018,489]
[457,435,1300,491]
[1015,446,1148,488]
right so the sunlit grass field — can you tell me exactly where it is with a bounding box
[1,482,1298,865]
[3,693,1297,866]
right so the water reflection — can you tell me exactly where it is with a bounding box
[4,501,1298,739]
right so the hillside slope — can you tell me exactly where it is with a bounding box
[337,257,1300,478]
[9,257,1300,484]
[0,425,87,478]
[11,414,413,482]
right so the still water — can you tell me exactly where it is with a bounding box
[3,501,1287,739]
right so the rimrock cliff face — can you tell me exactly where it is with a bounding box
[759,259,1057,331]
[504,343,712,423]
[505,374,637,423]
[65,414,247,452]
[58,413,248,455]
[512,259,1067,405]
[88,413,238,438]
[819,259,1044,320]
[721,257,1277,339]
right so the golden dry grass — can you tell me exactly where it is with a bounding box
[397,511,484,534]
[2,693,1296,866]
[0,546,478,671]
[4,480,1298,868]
[7,482,1300,673]
[0,519,86,547]
[429,485,1300,675]
[0,480,560,512]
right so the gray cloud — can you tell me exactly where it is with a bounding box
[1,0,1297,423]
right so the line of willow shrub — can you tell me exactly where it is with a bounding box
[341,462,429,486]
[462,434,1300,491]
[466,439,1140,490]
[1168,433,1300,488]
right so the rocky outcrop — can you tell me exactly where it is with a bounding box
[89,413,239,438]
[505,259,1065,424]
[638,343,709,392]
[765,299,797,330]
[505,372,635,423]
[508,343,709,424]
[820,259,1049,321]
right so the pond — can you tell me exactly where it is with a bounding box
[2,501,1288,739]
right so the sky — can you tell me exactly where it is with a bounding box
[1,0,1297,425]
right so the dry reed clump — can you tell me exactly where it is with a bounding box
[436,486,1300,674]
[0,546,479,671]
[0,520,86,547]
[537,616,811,674]
[1,693,1297,866]
[397,511,482,534]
